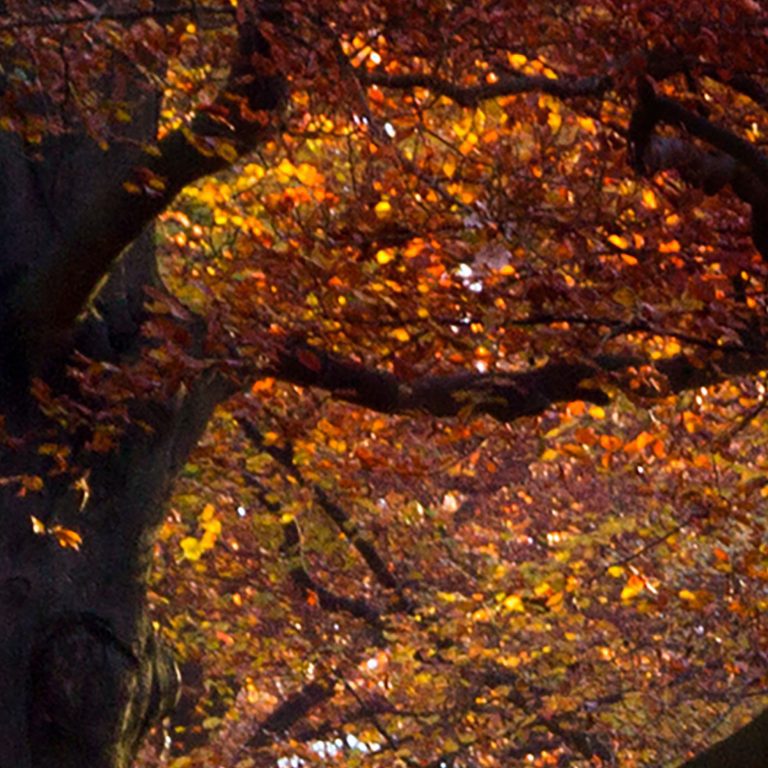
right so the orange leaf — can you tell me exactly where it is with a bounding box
[50,526,83,551]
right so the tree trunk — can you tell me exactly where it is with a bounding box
[0,387,225,767]
[678,707,768,768]
[0,96,228,768]
[0,4,287,762]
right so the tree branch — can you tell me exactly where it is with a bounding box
[0,4,234,31]
[281,518,385,631]
[268,341,768,423]
[238,416,409,604]
[360,69,609,107]
[245,680,335,748]
[629,78,768,258]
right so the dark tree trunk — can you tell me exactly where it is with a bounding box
[677,707,768,768]
[0,85,228,768]
[0,3,286,762]
[0,384,226,768]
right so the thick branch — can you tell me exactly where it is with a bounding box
[270,343,768,423]
[629,79,768,258]
[361,69,609,107]
[650,92,768,185]
[6,2,287,364]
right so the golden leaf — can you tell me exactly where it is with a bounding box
[51,526,83,551]
[620,574,645,601]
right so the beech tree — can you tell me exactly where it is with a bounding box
[1,1,767,767]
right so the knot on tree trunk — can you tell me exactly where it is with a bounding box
[27,612,179,768]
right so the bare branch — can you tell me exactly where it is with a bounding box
[245,680,335,749]
[360,69,610,107]
[0,4,234,31]
[268,340,768,425]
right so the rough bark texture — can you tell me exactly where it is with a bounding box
[0,125,234,759]
[0,3,284,766]
[678,706,768,768]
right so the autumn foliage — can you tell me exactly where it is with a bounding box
[2,1,768,767]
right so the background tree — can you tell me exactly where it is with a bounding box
[0,1,766,767]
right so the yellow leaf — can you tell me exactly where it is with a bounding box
[620,574,644,601]
[547,111,562,132]
[375,248,395,265]
[545,591,564,609]
[374,199,392,217]
[458,133,478,155]
[611,285,635,307]
[180,537,204,561]
[442,738,460,752]
[390,327,410,342]
[682,411,700,433]
[30,516,46,535]
[295,163,321,186]
[679,589,713,609]
[607,565,625,578]
[608,234,629,249]
[642,188,657,209]
[659,239,681,253]
[588,405,605,419]
[215,141,238,164]
[665,340,681,355]
[502,594,525,612]
[277,158,295,179]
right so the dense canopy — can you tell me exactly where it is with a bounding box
[1,2,767,767]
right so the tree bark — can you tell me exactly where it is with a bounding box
[0,3,283,764]
[678,707,768,768]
